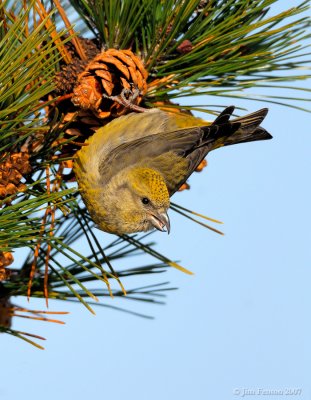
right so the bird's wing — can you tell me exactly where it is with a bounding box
[77,106,270,196]
[98,117,241,194]
[98,126,202,183]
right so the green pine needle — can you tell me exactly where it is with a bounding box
[68,0,310,110]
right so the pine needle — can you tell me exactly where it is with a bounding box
[170,203,224,235]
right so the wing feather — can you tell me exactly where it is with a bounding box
[97,106,270,195]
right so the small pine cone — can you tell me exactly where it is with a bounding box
[0,251,14,268]
[49,109,103,158]
[0,297,12,328]
[177,40,193,54]
[55,61,88,95]
[0,251,13,282]
[55,37,100,95]
[0,152,31,203]
[0,268,11,282]
[72,49,148,119]
[0,187,6,198]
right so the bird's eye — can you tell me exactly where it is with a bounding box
[142,197,150,205]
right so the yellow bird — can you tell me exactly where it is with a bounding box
[74,106,271,235]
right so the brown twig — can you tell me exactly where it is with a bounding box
[53,0,88,62]
[35,0,72,64]
[27,165,58,304]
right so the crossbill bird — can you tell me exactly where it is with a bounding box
[74,106,272,235]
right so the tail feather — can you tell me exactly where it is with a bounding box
[233,108,268,130]
[210,106,272,148]
[212,105,235,125]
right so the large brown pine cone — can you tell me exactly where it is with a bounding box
[72,49,148,119]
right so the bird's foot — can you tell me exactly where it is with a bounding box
[103,87,152,113]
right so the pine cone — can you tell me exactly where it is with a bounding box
[55,37,100,95]
[72,49,148,119]
[0,152,31,204]
[0,268,11,282]
[47,109,103,160]
[0,251,13,282]
[0,297,12,328]
[177,40,193,54]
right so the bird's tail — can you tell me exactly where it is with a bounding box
[210,106,272,150]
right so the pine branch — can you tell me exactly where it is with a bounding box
[67,0,310,110]
[0,0,310,346]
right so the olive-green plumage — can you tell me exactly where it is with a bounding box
[74,106,272,234]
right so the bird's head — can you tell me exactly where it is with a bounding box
[125,167,171,233]
[104,166,171,234]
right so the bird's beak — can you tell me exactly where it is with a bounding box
[148,211,170,234]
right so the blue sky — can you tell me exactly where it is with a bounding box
[1,2,310,400]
